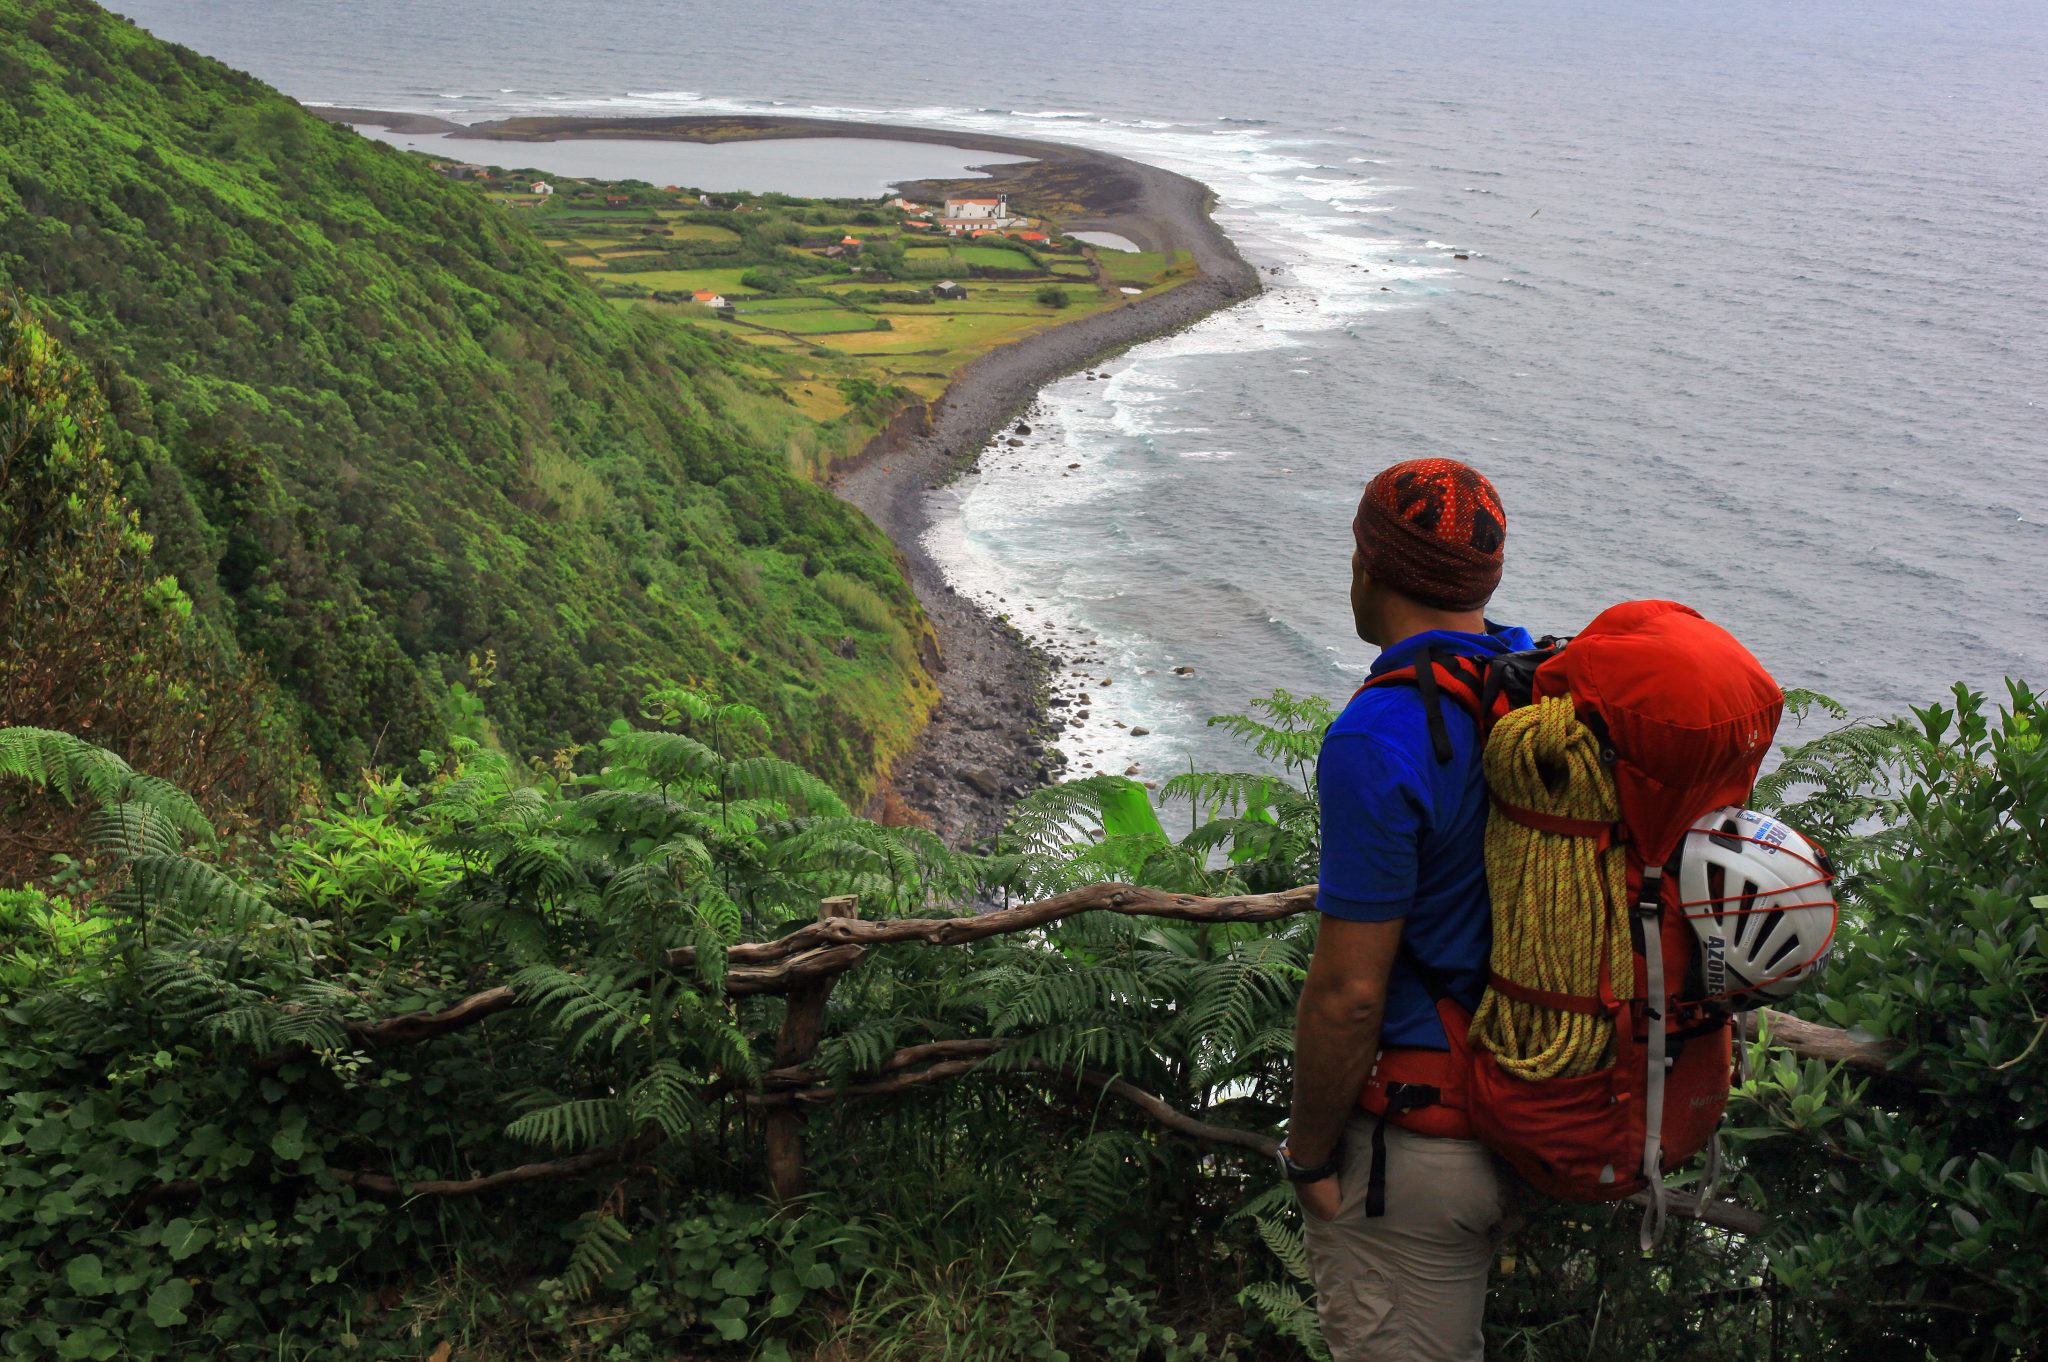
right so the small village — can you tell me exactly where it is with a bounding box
[427,160,1193,425]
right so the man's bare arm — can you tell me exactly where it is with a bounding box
[1288,914,1405,1167]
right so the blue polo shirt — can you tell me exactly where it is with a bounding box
[1316,624,1536,1049]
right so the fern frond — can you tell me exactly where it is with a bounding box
[1059,1130,1154,1235]
[505,1096,627,1151]
[601,729,723,788]
[1159,770,1294,820]
[1239,1283,1330,1360]
[512,964,648,1056]
[1254,1211,1313,1282]
[0,728,212,844]
[628,1058,702,1139]
[127,854,269,933]
[561,1212,633,1299]
[723,756,848,818]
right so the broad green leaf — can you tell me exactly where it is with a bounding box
[163,1218,212,1261]
[146,1276,192,1327]
[65,1253,108,1295]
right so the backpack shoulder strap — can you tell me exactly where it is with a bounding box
[1358,646,1491,765]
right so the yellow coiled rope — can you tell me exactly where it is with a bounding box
[1469,696,1634,1079]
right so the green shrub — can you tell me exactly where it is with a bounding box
[4,677,2044,1359]
[1731,682,2046,1358]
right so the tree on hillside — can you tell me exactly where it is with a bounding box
[0,297,308,882]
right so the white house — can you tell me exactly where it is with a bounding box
[939,194,1027,231]
[943,195,1007,221]
[937,195,1019,232]
[530,180,554,196]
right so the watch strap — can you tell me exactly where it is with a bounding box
[1278,1136,1343,1184]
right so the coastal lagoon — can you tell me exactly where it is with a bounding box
[353,125,1028,198]
[1067,230,1142,254]
[127,0,2047,780]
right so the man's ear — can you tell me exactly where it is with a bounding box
[1349,554,1379,646]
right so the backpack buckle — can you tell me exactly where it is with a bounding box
[1382,1082,1442,1114]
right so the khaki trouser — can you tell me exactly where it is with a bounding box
[1302,1111,1507,1362]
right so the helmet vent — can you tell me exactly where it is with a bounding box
[1679,805,1839,1008]
[1759,916,1800,971]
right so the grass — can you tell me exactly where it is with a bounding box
[607,267,760,294]
[1094,249,1191,285]
[762,310,886,335]
[737,297,839,314]
[656,221,743,244]
[944,245,1042,270]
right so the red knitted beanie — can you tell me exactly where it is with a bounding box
[1351,458,1506,611]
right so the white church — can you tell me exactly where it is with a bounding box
[938,195,1025,231]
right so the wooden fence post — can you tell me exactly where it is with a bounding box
[765,895,858,1200]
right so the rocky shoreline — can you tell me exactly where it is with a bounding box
[312,107,1261,841]
[831,131,1261,840]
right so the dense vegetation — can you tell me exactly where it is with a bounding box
[2,678,2040,1361]
[0,295,311,880]
[0,0,933,793]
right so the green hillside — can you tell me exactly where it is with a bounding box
[0,1,933,789]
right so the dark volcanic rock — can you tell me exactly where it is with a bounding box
[823,127,1261,845]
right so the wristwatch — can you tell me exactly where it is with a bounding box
[1276,1136,1343,1184]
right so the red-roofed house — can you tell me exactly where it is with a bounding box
[1013,231,1049,244]
[692,289,727,308]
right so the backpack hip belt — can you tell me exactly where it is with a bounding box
[1358,996,1476,1141]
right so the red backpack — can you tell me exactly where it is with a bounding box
[1354,601,1782,1238]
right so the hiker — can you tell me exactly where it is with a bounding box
[1279,458,1527,1362]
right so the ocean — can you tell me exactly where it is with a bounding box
[114,0,2048,779]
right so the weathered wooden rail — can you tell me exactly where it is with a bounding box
[291,882,1907,1235]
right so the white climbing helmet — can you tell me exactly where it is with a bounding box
[1677,807,1838,1009]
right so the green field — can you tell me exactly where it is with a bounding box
[1095,248,1190,285]
[737,297,838,314]
[947,245,1041,270]
[762,309,887,335]
[653,219,742,242]
[602,266,759,294]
